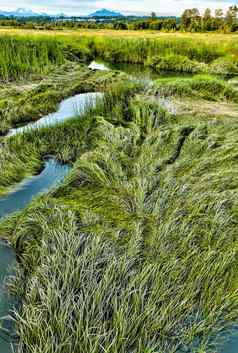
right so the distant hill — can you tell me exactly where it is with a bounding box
[0,8,66,18]
[89,9,123,18]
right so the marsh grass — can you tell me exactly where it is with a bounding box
[0,33,238,353]
[0,81,137,194]
[0,62,128,135]
[0,32,237,83]
[154,75,238,102]
[0,82,237,353]
[65,36,238,75]
[0,36,65,81]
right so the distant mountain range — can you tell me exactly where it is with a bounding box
[0,7,124,18]
[0,8,65,18]
[89,9,123,18]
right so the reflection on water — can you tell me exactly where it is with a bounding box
[0,159,70,219]
[88,60,194,82]
[0,158,71,353]
[88,61,110,71]
[0,241,15,353]
[8,92,102,136]
[217,327,238,353]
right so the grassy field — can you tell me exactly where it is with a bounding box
[0,30,238,353]
[0,27,238,39]
[0,29,237,78]
[0,83,237,353]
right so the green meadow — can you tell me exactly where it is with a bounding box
[0,30,237,353]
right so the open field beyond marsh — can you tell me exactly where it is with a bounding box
[0,27,238,39]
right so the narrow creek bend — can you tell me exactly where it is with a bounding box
[0,158,71,353]
[0,89,103,352]
[8,92,102,136]
[0,63,236,353]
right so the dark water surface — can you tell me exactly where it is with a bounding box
[1,90,102,352]
[0,159,71,352]
[88,60,195,81]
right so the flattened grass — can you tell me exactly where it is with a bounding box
[1,84,238,353]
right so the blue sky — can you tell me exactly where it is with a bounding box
[0,0,236,16]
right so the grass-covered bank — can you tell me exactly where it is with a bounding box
[0,82,138,195]
[0,31,238,77]
[0,62,127,135]
[154,75,238,102]
[0,36,65,81]
[0,82,238,353]
[149,74,238,119]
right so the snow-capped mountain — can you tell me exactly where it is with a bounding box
[0,8,66,17]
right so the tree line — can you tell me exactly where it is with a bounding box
[0,5,237,33]
[181,6,238,32]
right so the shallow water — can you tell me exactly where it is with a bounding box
[0,159,70,219]
[0,158,71,352]
[88,61,110,71]
[218,330,238,353]
[8,92,102,136]
[0,241,15,353]
[88,60,194,81]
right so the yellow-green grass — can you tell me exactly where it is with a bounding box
[0,27,238,40]
[2,85,238,353]
[0,30,237,83]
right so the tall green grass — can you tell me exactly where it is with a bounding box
[0,83,238,352]
[63,35,238,75]
[73,36,224,63]
[154,74,238,101]
[0,36,64,81]
[0,33,237,80]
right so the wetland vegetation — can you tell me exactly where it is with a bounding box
[0,29,238,353]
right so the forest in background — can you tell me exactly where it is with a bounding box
[0,5,238,33]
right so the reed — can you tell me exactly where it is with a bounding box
[0,36,64,81]
[0,32,238,353]
[154,74,238,101]
[3,91,238,353]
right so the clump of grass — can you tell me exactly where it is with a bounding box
[0,35,65,81]
[4,99,238,353]
[154,74,238,102]
[147,54,206,74]
[209,56,238,76]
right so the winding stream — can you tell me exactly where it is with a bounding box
[8,92,102,136]
[0,158,71,353]
[0,90,102,352]
[0,63,236,353]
